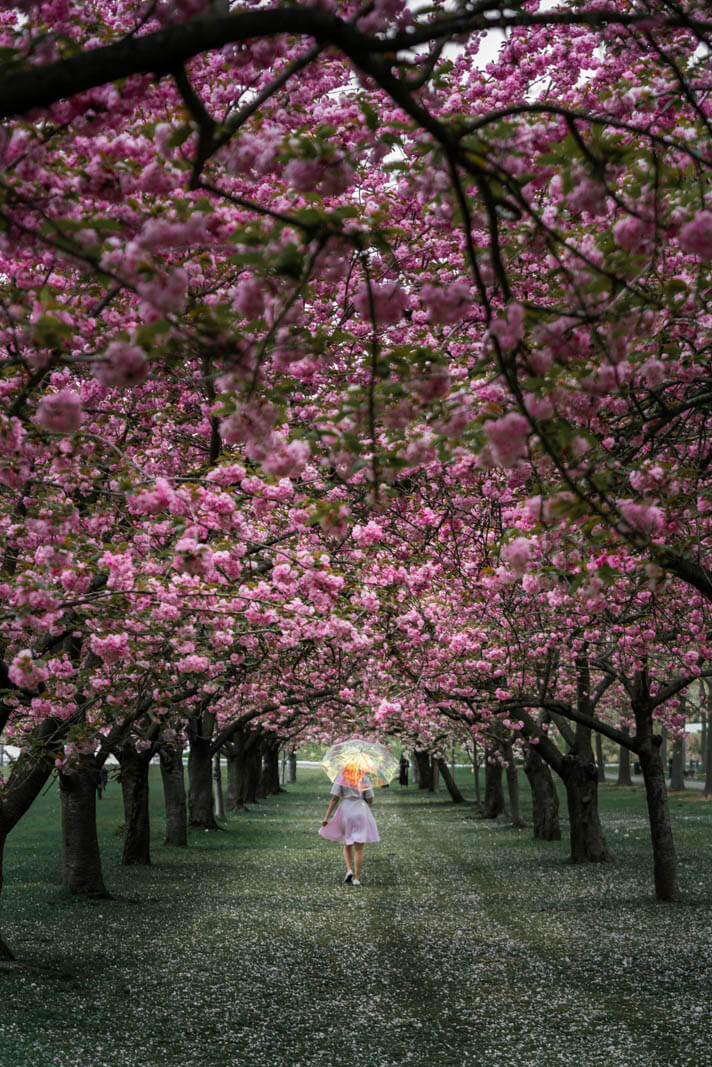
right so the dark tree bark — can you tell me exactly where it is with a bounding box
[670,736,685,792]
[561,754,613,863]
[503,741,525,827]
[632,670,681,901]
[617,727,633,786]
[287,749,297,784]
[413,748,432,791]
[436,757,465,803]
[260,737,282,796]
[523,743,560,840]
[60,762,109,895]
[518,703,611,862]
[188,709,217,829]
[482,756,505,819]
[213,753,225,819]
[595,732,606,782]
[429,757,440,793]
[117,743,151,865]
[244,735,262,805]
[472,741,481,806]
[225,737,246,812]
[705,711,712,800]
[159,744,187,846]
[0,833,14,960]
[0,715,83,954]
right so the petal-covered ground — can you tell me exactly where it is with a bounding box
[2,769,711,1066]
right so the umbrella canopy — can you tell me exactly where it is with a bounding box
[321,739,399,790]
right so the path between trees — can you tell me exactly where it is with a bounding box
[2,773,712,1067]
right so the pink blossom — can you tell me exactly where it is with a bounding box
[353,520,384,546]
[642,358,665,388]
[34,390,84,434]
[352,281,408,325]
[137,267,188,313]
[174,537,213,577]
[176,654,210,674]
[489,304,525,350]
[619,500,665,536]
[284,158,323,192]
[409,366,451,402]
[679,210,712,258]
[613,215,651,253]
[421,277,471,324]
[566,176,607,216]
[232,278,266,319]
[89,631,130,665]
[219,401,277,448]
[130,477,176,515]
[95,341,148,388]
[502,537,532,576]
[483,412,529,467]
[8,649,48,690]
[261,438,311,478]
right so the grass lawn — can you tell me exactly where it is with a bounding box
[1,767,711,1066]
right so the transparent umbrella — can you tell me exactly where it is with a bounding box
[320,738,399,790]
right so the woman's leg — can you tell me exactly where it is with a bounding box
[343,843,354,872]
[353,842,364,879]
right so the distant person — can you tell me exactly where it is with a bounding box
[319,761,379,886]
[399,754,410,787]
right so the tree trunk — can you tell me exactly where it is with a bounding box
[482,757,505,819]
[705,712,712,799]
[561,755,613,863]
[0,716,74,956]
[436,758,465,803]
[430,757,439,793]
[244,737,262,805]
[637,735,681,901]
[0,833,14,960]
[413,749,432,790]
[503,742,525,827]
[472,741,481,806]
[670,736,685,792]
[159,745,187,846]
[226,744,246,812]
[213,754,225,820]
[595,732,606,782]
[260,738,282,796]
[288,749,297,784]
[523,743,560,840]
[118,744,151,865]
[60,763,109,896]
[617,729,633,786]
[188,734,217,829]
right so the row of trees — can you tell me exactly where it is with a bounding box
[2,0,712,958]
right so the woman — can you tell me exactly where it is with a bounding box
[319,761,379,885]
